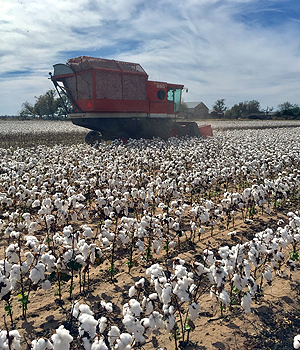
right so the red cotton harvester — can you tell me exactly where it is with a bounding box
[50,56,212,144]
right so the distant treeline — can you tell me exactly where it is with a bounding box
[2,91,300,120]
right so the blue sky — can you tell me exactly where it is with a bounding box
[1,0,300,115]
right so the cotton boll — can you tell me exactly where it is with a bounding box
[29,263,45,284]
[0,330,21,350]
[91,336,108,350]
[108,326,120,347]
[51,325,73,350]
[78,313,98,338]
[161,283,172,305]
[193,262,210,276]
[79,304,93,315]
[128,286,136,298]
[82,337,92,350]
[42,280,51,290]
[188,302,200,321]
[115,333,132,350]
[165,314,175,333]
[263,265,272,282]
[72,301,79,318]
[141,318,153,335]
[135,278,145,289]
[294,334,300,349]
[219,289,231,306]
[82,225,94,238]
[101,301,113,313]
[129,299,142,316]
[9,264,21,288]
[31,338,53,350]
[241,292,252,314]
[98,317,107,333]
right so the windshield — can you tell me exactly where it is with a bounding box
[167,87,182,112]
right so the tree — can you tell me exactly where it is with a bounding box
[34,89,59,118]
[226,100,261,119]
[213,99,227,114]
[19,101,35,118]
[277,102,300,119]
[19,89,71,119]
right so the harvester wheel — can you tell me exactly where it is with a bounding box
[85,131,101,145]
[169,127,179,138]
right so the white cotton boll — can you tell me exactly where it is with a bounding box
[218,246,230,259]
[29,263,45,284]
[129,286,136,297]
[241,292,252,314]
[135,278,145,288]
[189,283,197,295]
[294,335,300,349]
[263,265,272,282]
[219,289,231,306]
[161,284,172,305]
[144,299,154,315]
[31,338,53,350]
[51,325,73,350]
[188,302,200,321]
[141,318,153,335]
[42,280,51,290]
[98,317,107,333]
[129,299,142,316]
[82,337,91,350]
[165,314,175,333]
[82,225,94,238]
[0,330,21,349]
[102,237,110,247]
[91,337,108,350]
[79,313,98,338]
[79,304,93,315]
[232,274,247,290]
[149,293,157,300]
[72,301,79,318]
[294,234,300,242]
[100,301,113,313]
[132,324,145,344]
[203,249,215,266]
[9,264,21,288]
[169,241,177,248]
[115,333,132,350]
[149,311,163,329]
[108,326,120,347]
[174,264,187,278]
[193,262,210,276]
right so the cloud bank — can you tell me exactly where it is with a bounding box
[1,0,300,115]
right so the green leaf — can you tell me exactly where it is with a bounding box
[290,250,299,261]
[61,273,71,282]
[67,260,82,271]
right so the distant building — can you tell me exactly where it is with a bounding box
[185,102,209,119]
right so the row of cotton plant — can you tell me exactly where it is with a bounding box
[2,205,300,350]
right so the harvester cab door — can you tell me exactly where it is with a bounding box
[167,86,182,113]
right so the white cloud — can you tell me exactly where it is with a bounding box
[1,0,300,115]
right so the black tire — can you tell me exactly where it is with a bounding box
[85,131,101,145]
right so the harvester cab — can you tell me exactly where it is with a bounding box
[50,56,212,143]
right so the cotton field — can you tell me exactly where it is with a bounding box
[1,123,300,349]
